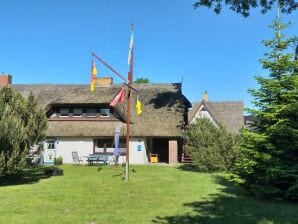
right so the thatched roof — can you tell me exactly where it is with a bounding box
[13,83,191,137]
[188,100,244,133]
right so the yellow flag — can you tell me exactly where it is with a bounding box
[90,60,98,92]
[136,98,142,115]
[92,62,98,75]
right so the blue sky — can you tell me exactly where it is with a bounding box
[0,0,297,108]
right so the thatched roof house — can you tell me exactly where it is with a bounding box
[6,80,190,164]
[188,94,244,133]
[13,83,191,138]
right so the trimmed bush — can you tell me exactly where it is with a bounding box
[54,157,63,165]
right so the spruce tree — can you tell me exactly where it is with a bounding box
[234,18,298,200]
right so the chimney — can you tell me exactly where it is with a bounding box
[94,77,113,87]
[0,74,12,86]
[203,91,208,102]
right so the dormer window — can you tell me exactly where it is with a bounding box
[49,106,118,120]
[73,108,83,117]
[86,108,97,117]
[100,109,110,117]
[60,108,69,117]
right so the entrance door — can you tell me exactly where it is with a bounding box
[152,138,168,163]
[44,139,56,165]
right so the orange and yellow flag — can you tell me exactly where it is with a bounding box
[90,59,98,92]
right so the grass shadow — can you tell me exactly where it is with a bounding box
[112,172,124,177]
[176,164,203,173]
[0,166,50,187]
[153,175,298,224]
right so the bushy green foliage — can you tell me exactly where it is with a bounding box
[232,19,298,201]
[0,87,47,177]
[134,78,149,83]
[184,118,240,172]
[54,156,63,165]
[193,0,297,17]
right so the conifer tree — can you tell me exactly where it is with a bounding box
[234,18,298,200]
[0,87,47,177]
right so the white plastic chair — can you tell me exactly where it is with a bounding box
[71,151,83,165]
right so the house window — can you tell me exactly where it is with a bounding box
[60,108,69,117]
[47,140,56,149]
[73,108,83,117]
[96,139,113,148]
[100,109,110,117]
[86,108,96,117]
[95,139,125,154]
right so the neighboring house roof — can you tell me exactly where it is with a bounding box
[13,83,191,138]
[244,115,255,129]
[188,100,244,133]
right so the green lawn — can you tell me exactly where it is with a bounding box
[0,165,297,224]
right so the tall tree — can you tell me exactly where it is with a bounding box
[0,87,47,177]
[193,0,298,17]
[233,18,298,200]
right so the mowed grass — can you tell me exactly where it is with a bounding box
[0,165,297,224]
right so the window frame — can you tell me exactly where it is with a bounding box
[99,108,110,117]
[73,108,83,117]
[46,139,56,149]
[60,108,70,117]
[86,108,97,117]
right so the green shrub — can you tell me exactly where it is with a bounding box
[184,118,240,172]
[54,157,63,165]
[43,166,63,176]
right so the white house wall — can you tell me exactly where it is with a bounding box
[129,138,148,164]
[51,137,148,165]
[191,106,217,126]
[55,137,93,164]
